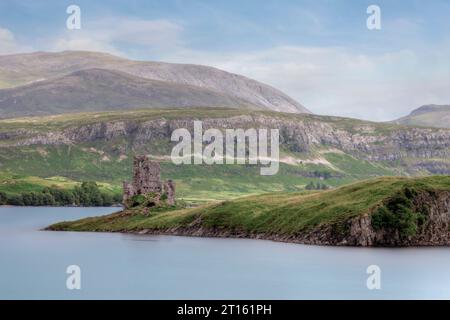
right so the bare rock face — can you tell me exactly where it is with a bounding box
[123,155,175,208]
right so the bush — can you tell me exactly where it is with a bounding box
[305,181,329,190]
[0,192,7,205]
[130,194,146,207]
[2,181,121,207]
[372,189,425,237]
[8,194,24,206]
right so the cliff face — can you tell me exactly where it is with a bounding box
[2,113,450,174]
[300,190,450,246]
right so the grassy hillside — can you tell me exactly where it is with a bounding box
[0,107,407,134]
[0,144,396,202]
[49,176,450,237]
[0,173,120,196]
[0,108,406,202]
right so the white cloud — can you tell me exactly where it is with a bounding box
[2,16,449,121]
[50,17,183,57]
[161,46,450,121]
[0,27,31,54]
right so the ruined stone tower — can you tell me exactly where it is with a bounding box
[123,155,175,208]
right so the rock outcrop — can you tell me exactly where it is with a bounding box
[289,190,450,246]
[2,112,450,174]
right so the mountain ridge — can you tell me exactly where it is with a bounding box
[0,68,258,118]
[394,104,450,128]
[0,50,310,115]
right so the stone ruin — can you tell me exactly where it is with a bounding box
[123,155,175,208]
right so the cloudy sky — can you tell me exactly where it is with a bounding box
[0,0,449,121]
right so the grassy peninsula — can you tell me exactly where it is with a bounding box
[48,176,450,247]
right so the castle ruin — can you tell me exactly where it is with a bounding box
[123,155,175,208]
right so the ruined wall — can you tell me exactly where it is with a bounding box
[163,180,176,206]
[133,155,162,194]
[123,155,175,207]
[122,181,135,204]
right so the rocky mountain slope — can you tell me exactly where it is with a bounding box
[0,68,256,118]
[0,108,449,180]
[1,108,449,164]
[0,51,310,116]
[394,105,450,128]
[47,176,450,247]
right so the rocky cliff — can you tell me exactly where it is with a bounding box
[1,110,449,174]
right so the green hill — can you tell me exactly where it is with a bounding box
[0,108,407,202]
[48,176,450,247]
[1,107,450,204]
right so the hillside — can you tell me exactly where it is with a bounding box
[47,176,450,247]
[0,68,256,118]
[0,51,310,115]
[0,108,449,201]
[394,105,450,128]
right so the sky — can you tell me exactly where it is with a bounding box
[0,0,449,121]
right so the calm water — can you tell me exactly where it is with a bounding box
[1,206,450,300]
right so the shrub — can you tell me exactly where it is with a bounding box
[8,194,24,206]
[372,189,425,237]
[3,181,120,207]
[130,194,146,207]
[0,192,7,205]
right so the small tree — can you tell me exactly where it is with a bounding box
[0,192,7,205]
[305,182,316,190]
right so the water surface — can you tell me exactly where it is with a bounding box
[1,206,450,299]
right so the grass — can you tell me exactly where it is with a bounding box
[0,142,396,202]
[0,108,442,202]
[0,107,430,134]
[0,172,120,196]
[48,176,450,236]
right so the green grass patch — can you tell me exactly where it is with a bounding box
[49,176,450,236]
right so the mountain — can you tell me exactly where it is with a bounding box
[393,105,450,128]
[0,68,256,118]
[0,51,310,116]
[48,176,450,247]
[0,108,449,201]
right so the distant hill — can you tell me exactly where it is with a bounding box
[393,105,450,128]
[0,68,256,118]
[0,51,310,116]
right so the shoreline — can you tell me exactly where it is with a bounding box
[0,204,123,208]
[46,224,450,248]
